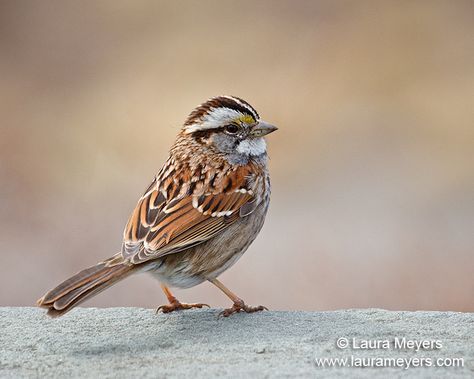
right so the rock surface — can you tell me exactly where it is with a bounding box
[1,307,472,378]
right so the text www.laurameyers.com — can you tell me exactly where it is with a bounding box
[315,338,465,369]
[315,356,464,369]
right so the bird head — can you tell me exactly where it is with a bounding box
[182,96,277,164]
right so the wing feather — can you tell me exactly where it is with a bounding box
[122,166,258,265]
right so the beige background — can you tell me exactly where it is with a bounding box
[1,1,473,311]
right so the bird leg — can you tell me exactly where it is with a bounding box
[209,278,268,317]
[156,284,209,313]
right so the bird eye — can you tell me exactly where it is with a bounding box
[224,124,239,134]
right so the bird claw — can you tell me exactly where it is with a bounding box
[219,302,268,317]
[156,301,210,314]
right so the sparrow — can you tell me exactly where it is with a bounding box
[37,96,277,317]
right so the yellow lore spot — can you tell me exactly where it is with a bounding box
[236,114,255,125]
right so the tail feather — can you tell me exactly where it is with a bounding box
[37,256,135,318]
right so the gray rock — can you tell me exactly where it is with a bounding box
[0,307,472,378]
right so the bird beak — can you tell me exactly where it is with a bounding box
[250,120,278,138]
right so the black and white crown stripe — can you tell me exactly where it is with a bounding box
[183,96,260,133]
[220,96,259,121]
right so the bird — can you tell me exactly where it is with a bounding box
[37,96,277,318]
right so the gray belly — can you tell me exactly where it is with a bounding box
[146,199,269,288]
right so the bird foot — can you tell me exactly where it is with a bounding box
[219,300,268,317]
[156,300,210,314]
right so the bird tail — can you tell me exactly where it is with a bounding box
[37,253,136,318]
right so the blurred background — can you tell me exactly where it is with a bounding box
[1,1,473,312]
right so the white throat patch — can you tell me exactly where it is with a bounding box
[236,138,267,156]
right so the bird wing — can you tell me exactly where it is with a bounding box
[121,166,259,265]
